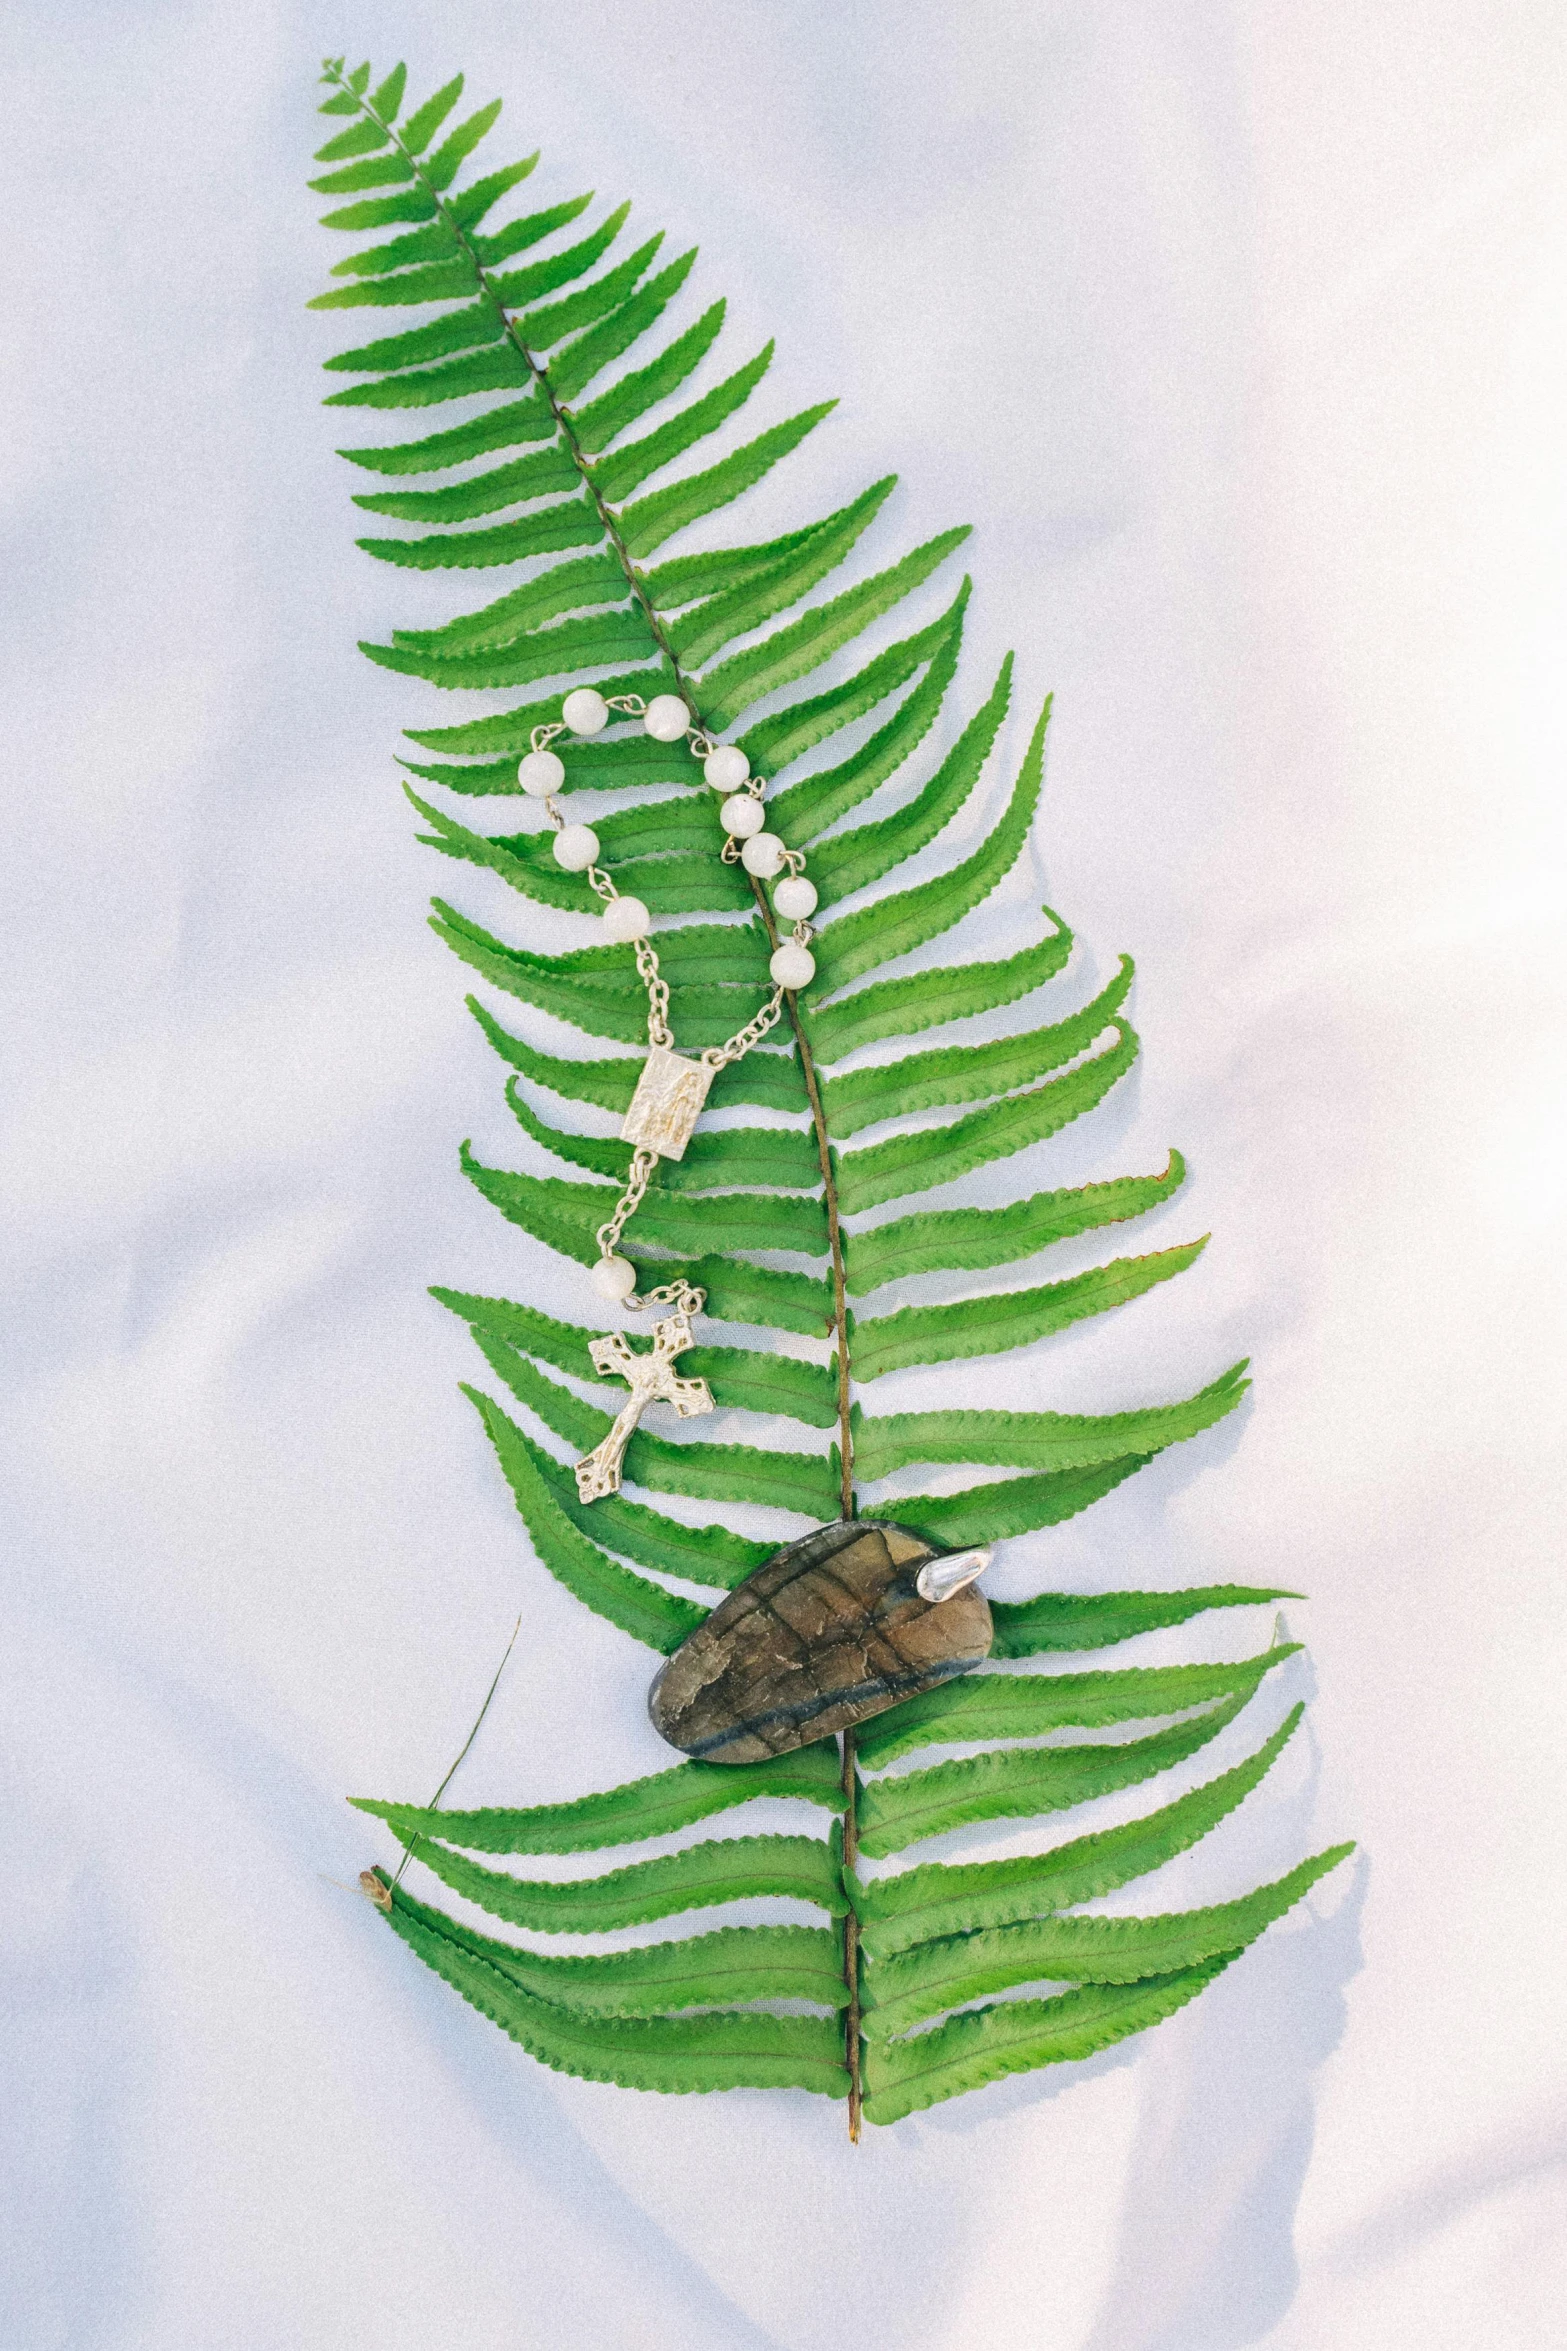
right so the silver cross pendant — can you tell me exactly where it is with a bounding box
[574,1308,715,1504]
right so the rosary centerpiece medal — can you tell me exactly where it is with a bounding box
[620,1042,714,1160]
[535,688,998,1761]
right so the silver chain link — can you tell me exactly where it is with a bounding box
[702,984,787,1070]
[633,937,672,1048]
[627,1276,707,1317]
[595,1147,658,1262]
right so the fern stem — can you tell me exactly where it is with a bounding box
[328,65,864,2129]
[780,974,856,1520]
[733,876,855,1516]
[841,1725,864,2139]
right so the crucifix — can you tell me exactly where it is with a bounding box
[575,1307,714,1504]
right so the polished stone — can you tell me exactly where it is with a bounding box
[648,1518,993,1763]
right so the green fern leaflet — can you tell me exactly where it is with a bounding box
[312,55,1350,2133]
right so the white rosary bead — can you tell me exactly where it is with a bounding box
[643,693,692,743]
[518,748,565,796]
[601,893,652,942]
[740,831,785,878]
[704,744,750,793]
[722,793,766,839]
[770,940,816,990]
[562,687,610,735]
[773,874,818,920]
[591,1254,638,1301]
[553,823,599,872]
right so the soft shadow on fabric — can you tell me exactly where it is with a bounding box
[1080,1849,1367,2350]
[383,1935,793,2351]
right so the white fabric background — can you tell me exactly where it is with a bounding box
[4,4,1565,2345]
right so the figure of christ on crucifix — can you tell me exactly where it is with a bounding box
[574,1309,715,1504]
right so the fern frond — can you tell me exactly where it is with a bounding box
[861,1966,1227,2124]
[853,1642,1296,1768]
[853,1707,1310,1955]
[312,55,1342,2126]
[853,1361,1246,1482]
[843,1159,1184,1291]
[384,1881,849,2095]
[808,914,1073,1063]
[770,587,967,846]
[834,1023,1138,1214]
[824,963,1132,1138]
[988,1583,1296,1659]
[620,406,838,557]
[400,1910,847,2018]
[849,1242,1208,1379]
[808,700,1045,996]
[860,1847,1354,2042]
[406,1830,848,1933]
[855,1690,1255,1858]
[353,1736,843,1854]
[471,1388,705,1649]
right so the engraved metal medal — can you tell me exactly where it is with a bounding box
[619,1044,714,1161]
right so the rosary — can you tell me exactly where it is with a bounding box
[519,684,817,1501]
[521,684,993,1763]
